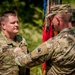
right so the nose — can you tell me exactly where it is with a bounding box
[15,22,18,26]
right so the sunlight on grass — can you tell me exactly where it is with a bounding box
[30,65,42,75]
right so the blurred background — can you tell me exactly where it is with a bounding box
[0,0,75,75]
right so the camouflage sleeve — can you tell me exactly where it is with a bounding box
[14,32,70,67]
[14,38,55,68]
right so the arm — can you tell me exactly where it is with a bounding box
[14,39,54,68]
[14,32,69,68]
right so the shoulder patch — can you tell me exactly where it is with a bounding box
[36,48,42,54]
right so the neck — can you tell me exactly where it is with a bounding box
[2,30,16,40]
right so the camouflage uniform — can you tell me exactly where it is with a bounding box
[14,27,75,75]
[47,4,71,17]
[0,31,29,75]
[13,4,75,75]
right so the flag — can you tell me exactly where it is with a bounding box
[42,18,53,75]
[42,0,61,75]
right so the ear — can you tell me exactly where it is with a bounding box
[1,22,6,30]
[68,22,72,28]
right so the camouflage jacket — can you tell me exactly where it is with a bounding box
[14,27,75,75]
[0,32,29,75]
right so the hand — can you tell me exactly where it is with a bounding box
[14,47,22,53]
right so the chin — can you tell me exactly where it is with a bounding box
[14,30,18,32]
[13,31,18,34]
[15,31,18,33]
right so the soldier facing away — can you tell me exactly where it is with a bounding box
[0,11,30,75]
[11,4,75,75]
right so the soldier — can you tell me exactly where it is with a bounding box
[14,4,75,75]
[0,11,30,75]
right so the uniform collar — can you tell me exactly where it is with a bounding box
[60,27,75,33]
[1,31,19,47]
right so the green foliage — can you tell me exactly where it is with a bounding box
[30,65,42,75]
[0,1,43,75]
[0,0,75,75]
[19,22,42,51]
[62,0,75,6]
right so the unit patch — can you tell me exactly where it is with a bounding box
[36,48,42,54]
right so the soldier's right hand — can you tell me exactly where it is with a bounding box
[14,47,22,53]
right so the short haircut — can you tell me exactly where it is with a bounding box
[0,11,17,25]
